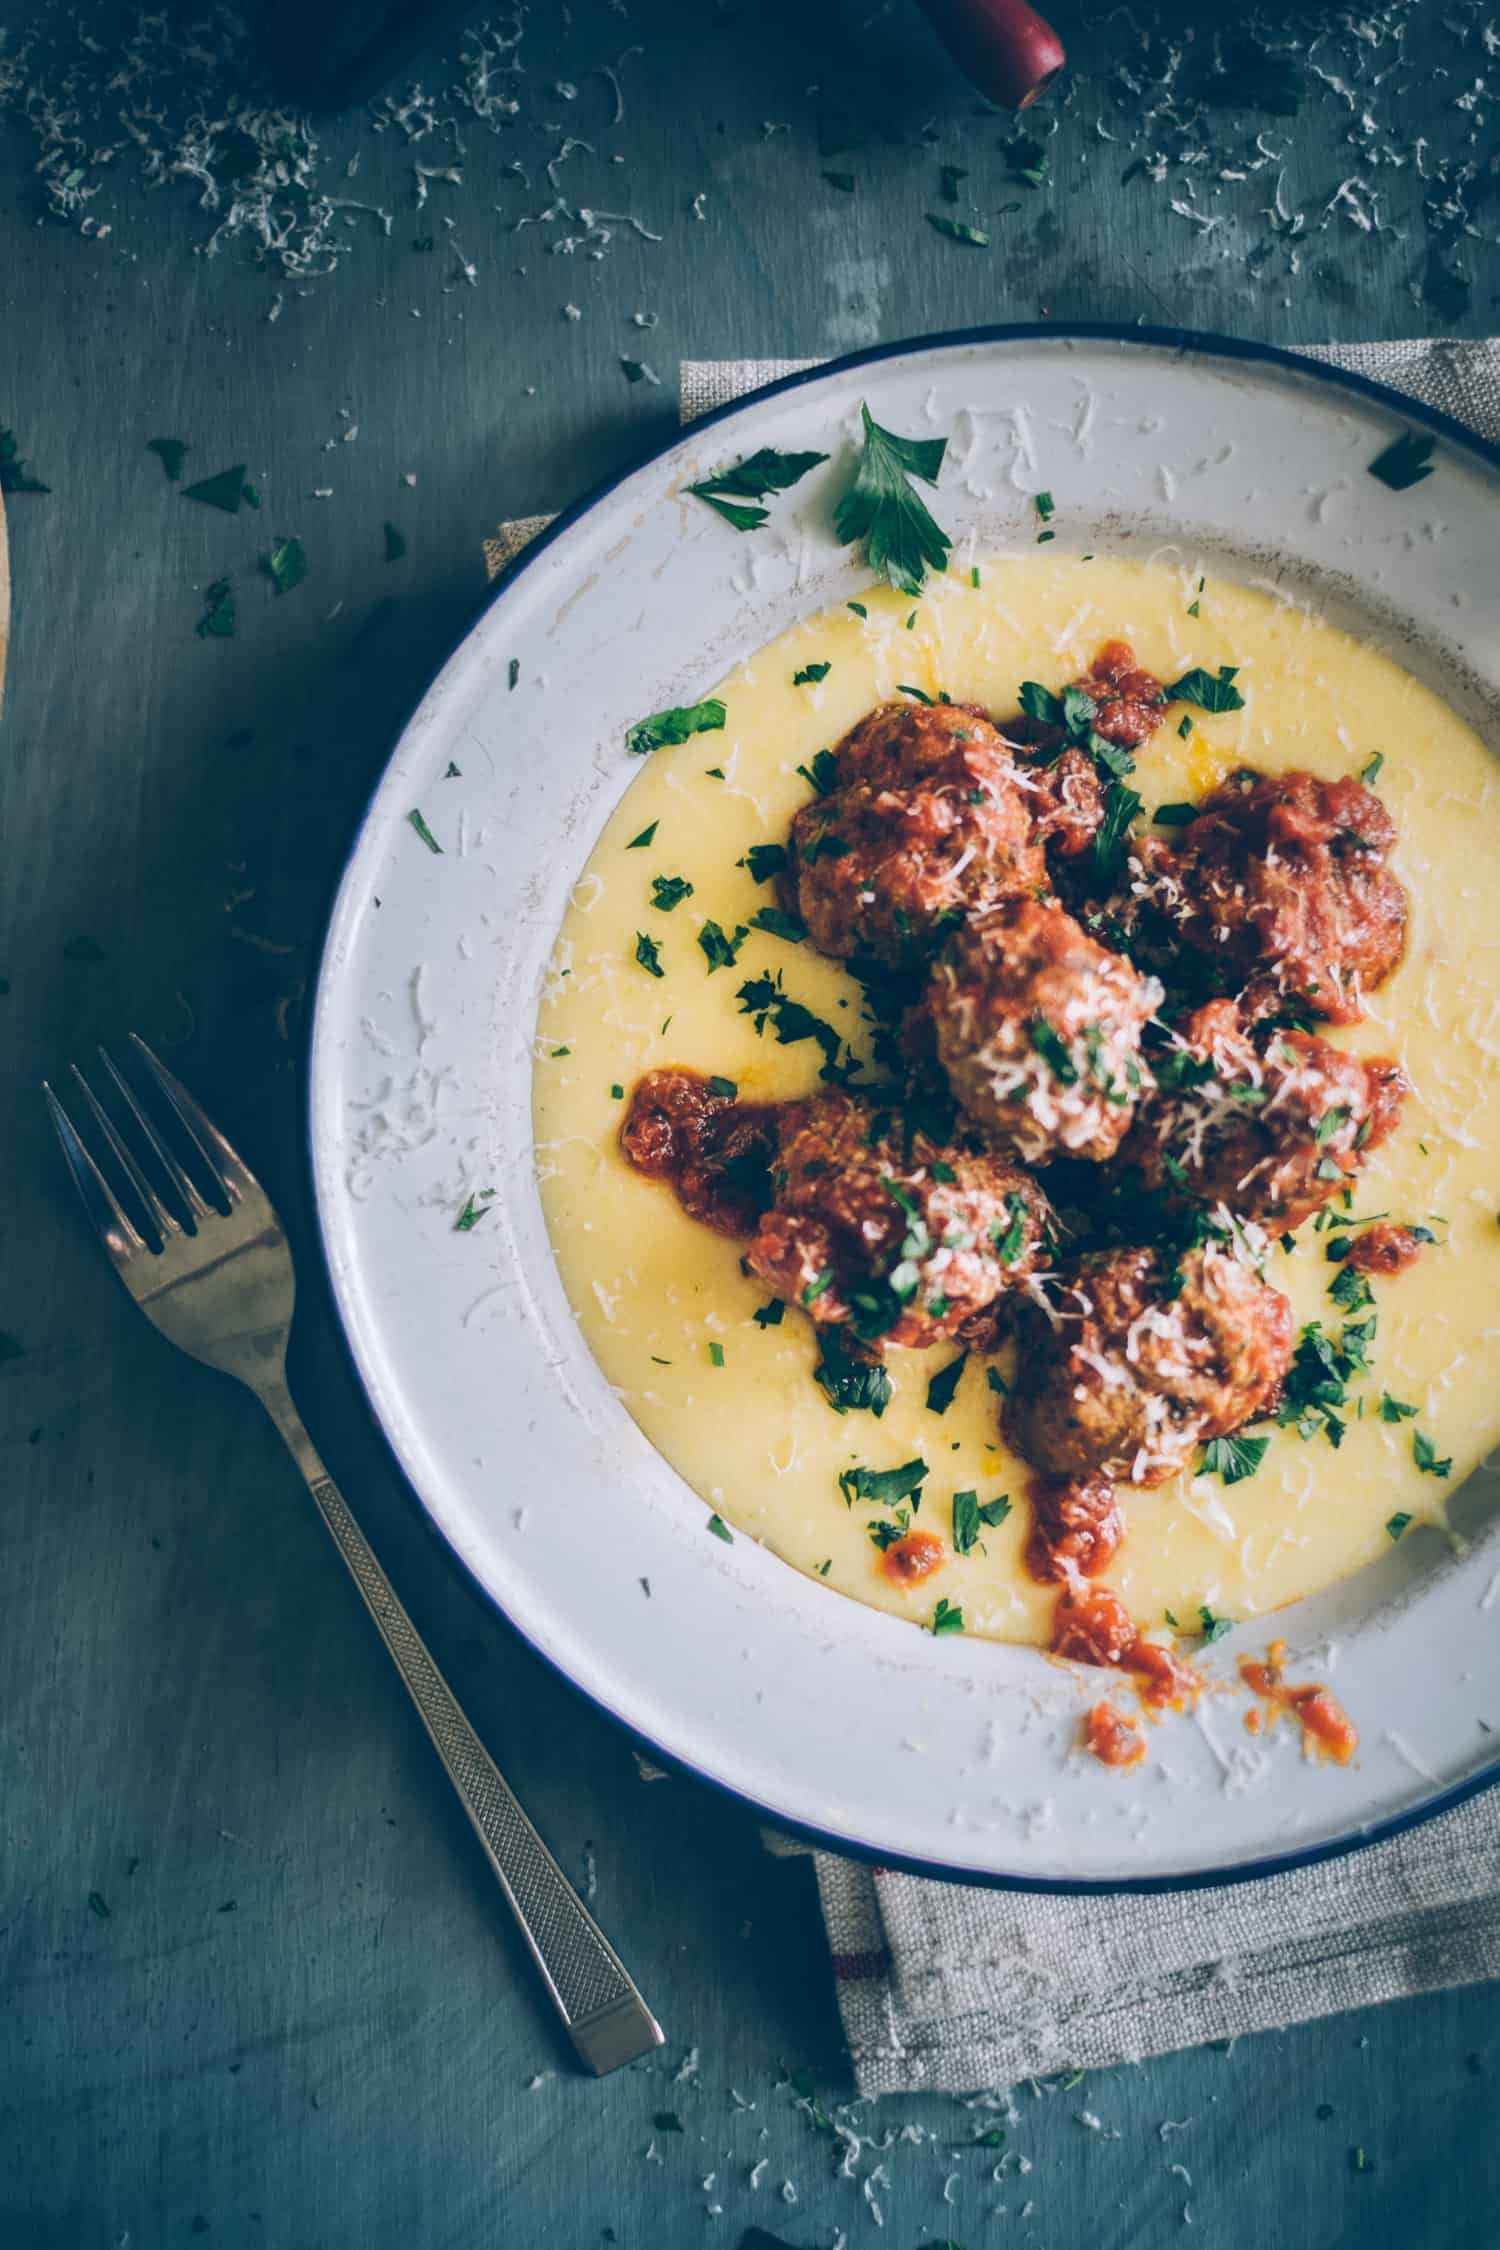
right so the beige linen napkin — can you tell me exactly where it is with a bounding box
[488,339,1500,2095]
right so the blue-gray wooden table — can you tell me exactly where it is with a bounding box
[2,2,1496,2243]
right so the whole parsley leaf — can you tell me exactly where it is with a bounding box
[687,446,829,532]
[740,842,787,883]
[833,404,951,598]
[951,1488,1011,1554]
[839,1458,927,1509]
[931,1597,964,1635]
[626,698,727,757]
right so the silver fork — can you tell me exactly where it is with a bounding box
[44,1035,664,2076]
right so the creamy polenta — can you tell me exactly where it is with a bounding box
[534,556,1500,1646]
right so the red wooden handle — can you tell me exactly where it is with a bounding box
[914,0,1066,108]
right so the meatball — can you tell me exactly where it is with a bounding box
[924,899,1162,1165]
[619,1067,777,1235]
[745,1088,1052,1350]
[1134,768,1407,1025]
[1128,997,1410,1230]
[1004,1243,1293,1487]
[786,701,1044,962]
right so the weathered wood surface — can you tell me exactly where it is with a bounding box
[1,1,1496,2243]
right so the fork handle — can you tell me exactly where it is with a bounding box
[260,1383,664,2075]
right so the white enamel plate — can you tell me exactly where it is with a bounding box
[310,329,1500,1888]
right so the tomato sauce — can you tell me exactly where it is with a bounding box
[1053,1585,1201,1714]
[619,1066,778,1237]
[1341,1221,1426,1277]
[1240,1639,1358,1764]
[1084,1700,1146,1768]
[1024,1473,1125,1584]
[881,1530,946,1587]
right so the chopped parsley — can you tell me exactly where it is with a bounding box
[803,833,851,863]
[1276,1319,1372,1445]
[708,1341,725,1368]
[1198,1605,1234,1645]
[925,1351,968,1416]
[708,1076,738,1100]
[1163,663,1245,713]
[1313,1106,1351,1145]
[1200,1434,1269,1484]
[1413,1430,1452,1479]
[610,1083,624,1100]
[833,404,951,598]
[1368,431,1436,492]
[740,842,788,883]
[752,1298,785,1329]
[897,682,935,705]
[991,1192,1030,1265]
[1034,491,1055,522]
[985,1367,1008,1398]
[793,661,832,685]
[1328,1263,1374,1313]
[1360,752,1385,786]
[0,426,50,493]
[1154,800,1198,825]
[927,214,990,247]
[698,920,748,972]
[406,808,443,854]
[931,1597,965,1635]
[634,931,665,978]
[627,698,727,757]
[1029,1017,1078,1085]
[686,446,829,532]
[265,535,306,595]
[626,821,659,849]
[195,578,236,640]
[1093,782,1143,882]
[705,1512,734,1542]
[453,1192,492,1231]
[148,436,189,481]
[839,1458,928,1509]
[181,463,258,514]
[749,906,808,943]
[797,748,841,796]
[736,970,848,1080]
[1380,1392,1418,1422]
[951,1489,1011,1554]
[1386,1512,1413,1541]
[815,1329,893,1417]
[650,874,694,912]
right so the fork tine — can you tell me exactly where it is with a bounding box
[97,1048,211,1223]
[43,1081,147,1263]
[127,1033,246,1207]
[73,1061,183,1240]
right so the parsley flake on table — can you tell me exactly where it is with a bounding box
[626,698,727,757]
[927,214,990,247]
[1413,1430,1452,1478]
[699,920,748,972]
[793,661,832,685]
[181,463,258,514]
[925,1351,968,1416]
[839,1458,927,1509]
[453,1192,492,1232]
[687,446,829,532]
[833,404,951,598]
[649,874,693,912]
[931,1596,964,1635]
[147,437,189,482]
[815,1328,892,1417]
[634,931,665,978]
[265,536,306,595]
[951,1488,1011,1554]
[1034,491,1055,522]
[406,808,443,854]
[0,426,50,493]
[194,578,236,640]
[1368,431,1436,491]
[1164,663,1246,713]
[1200,1434,1269,1484]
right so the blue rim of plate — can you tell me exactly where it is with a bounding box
[305,320,1500,1895]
